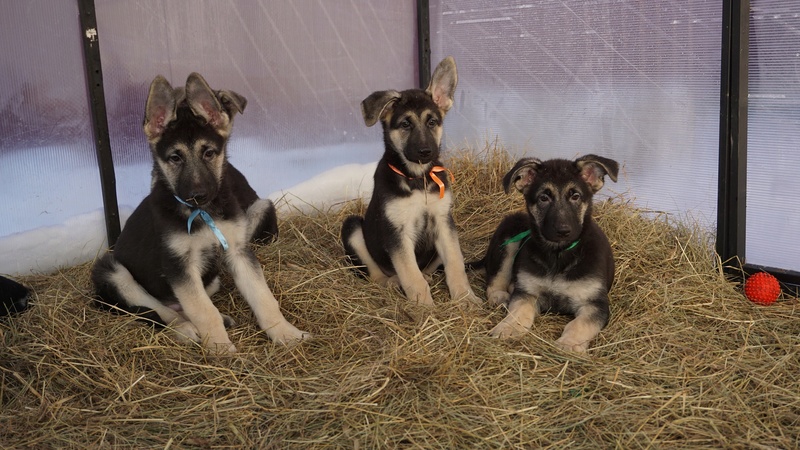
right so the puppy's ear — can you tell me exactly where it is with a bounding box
[216,90,247,117]
[576,154,619,193]
[361,90,401,127]
[143,75,177,142]
[426,56,458,112]
[503,158,542,194]
[185,72,232,134]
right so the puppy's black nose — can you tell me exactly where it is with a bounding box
[419,148,432,158]
[556,224,572,238]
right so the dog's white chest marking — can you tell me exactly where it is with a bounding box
[166,216,248,267]
[384,190,452,241]
[516,271,603,304]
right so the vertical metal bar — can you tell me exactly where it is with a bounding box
[717,0,749,268]
[417,0,431,89]
[78,0,120,247]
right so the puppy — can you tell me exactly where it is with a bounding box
[92,73,308,354]
[341,57,478,305]
[0,275,30,316]
[481,155,619,352]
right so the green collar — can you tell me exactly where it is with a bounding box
[501,229,580,251]
[502,229,533,246]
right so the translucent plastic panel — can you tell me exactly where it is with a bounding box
[745,1,800,272]
[430,1,722,227]
[95,0,417,210]
[0,1,104,274]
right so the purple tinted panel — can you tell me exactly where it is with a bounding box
[0,1,101,236]
[431,0,722,228]
[95,0,417,209]
[745,0,800,272]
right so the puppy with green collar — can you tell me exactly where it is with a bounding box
[479,155,618,352]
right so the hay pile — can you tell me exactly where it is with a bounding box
[2,147,798,449]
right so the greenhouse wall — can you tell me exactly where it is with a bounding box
[0,0,417,274]
[0,1,798,277]
[430,0,722,226]
[428,0,799,274]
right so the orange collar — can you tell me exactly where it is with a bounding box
[387,163,454,199]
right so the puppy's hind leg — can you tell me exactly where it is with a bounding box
[92,257,202,344]
[484,212,529,306]
[202,276,235,329]
[245,198,279,244]
[485,241,519,306]
[341,215,394,286]
[420,255,442,283]
[204,275,221,296]
[227,164,277,244]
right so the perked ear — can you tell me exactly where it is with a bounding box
[185,72,231,134]
[502,157,542,194]
[425,56,458,112]
[575,154,619,193]
[143,75,177,142]
[361,90,401,127]
[216,89,247,117]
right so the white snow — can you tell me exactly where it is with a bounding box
[0,141,379,276]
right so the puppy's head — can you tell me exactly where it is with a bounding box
[504,155,619,247]
[360,57,457,176]
[142,73,247,207]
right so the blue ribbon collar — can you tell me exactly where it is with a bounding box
[174,196,229,251]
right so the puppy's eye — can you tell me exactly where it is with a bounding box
[570,192,582,201]
[203,148,217,160]
[427,118,438,128]
[538,194,551,203]
[168,153,183,164]
[400,120,412,130]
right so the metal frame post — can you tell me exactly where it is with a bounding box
[78,0,120,247]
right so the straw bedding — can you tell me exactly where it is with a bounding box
[1,147,798,449]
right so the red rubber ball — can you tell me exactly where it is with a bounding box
[744,272,781,305]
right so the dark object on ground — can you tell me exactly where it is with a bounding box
[0,275,30,316]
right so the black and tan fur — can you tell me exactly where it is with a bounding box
[92,73,308,354]
[480,155,618,352]
[341,57,478,305]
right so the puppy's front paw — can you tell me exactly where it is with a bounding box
[489,317,530,339]
[554,335,590,353]
[452,289,482,306]
[208,341,238,355]
[170,320,201,344]
[379,275,401,289]
[408,287,435,306]
[487,289,510,306]
[267,321,310,347]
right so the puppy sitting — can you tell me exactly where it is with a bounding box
[341,57,478,306]
[481,155,619,352]
[92,73,308,354]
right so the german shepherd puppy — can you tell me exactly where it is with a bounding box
[481,155,618,352]
[341,57,478,306]
[92,73,308,354]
